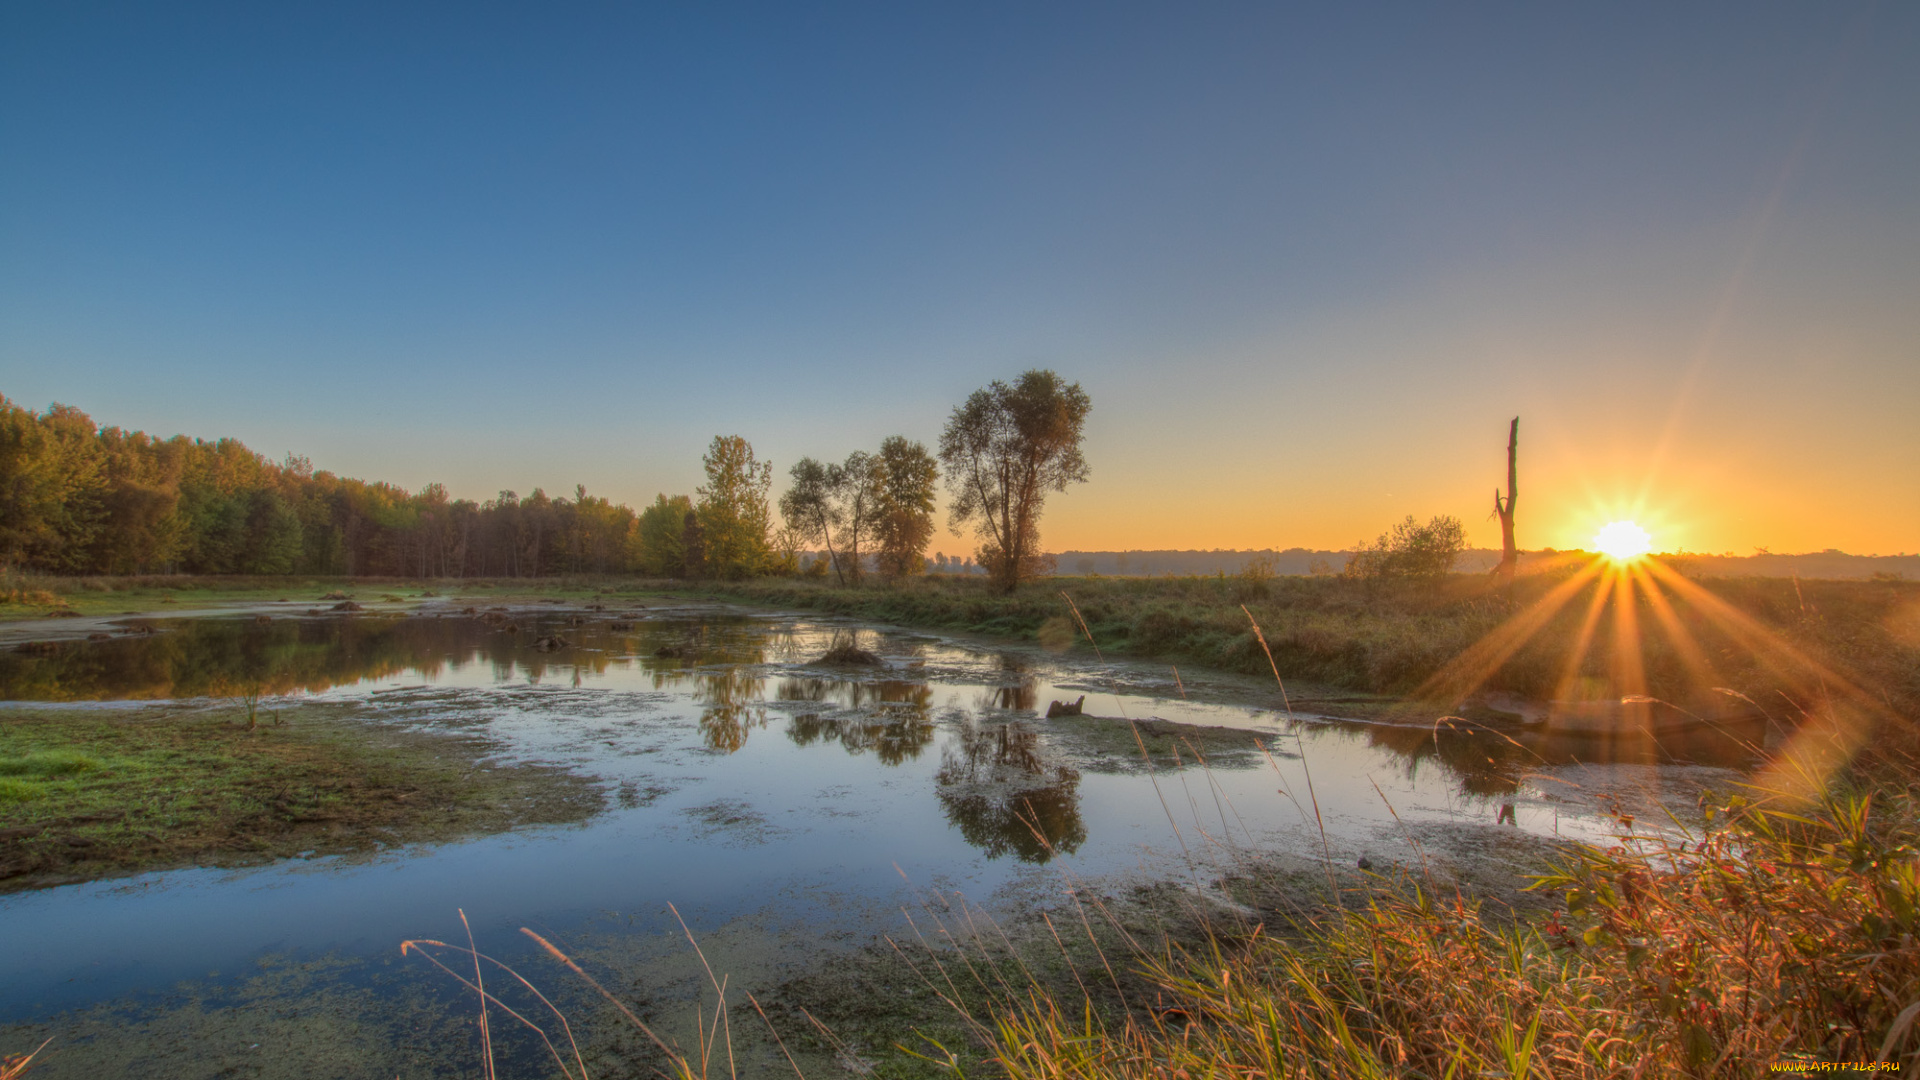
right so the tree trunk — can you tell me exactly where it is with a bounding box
[1494,417,1519,583]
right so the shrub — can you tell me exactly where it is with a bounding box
[1345,514,1467,581]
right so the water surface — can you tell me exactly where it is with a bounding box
[0,600,1760,1064]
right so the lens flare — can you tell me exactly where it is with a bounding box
[1594,521,1652,562]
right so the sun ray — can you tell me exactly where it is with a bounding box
[1641,560,1881,707]
[1415,558,1605,706]
[1551,564,1614,703]
[1608,564,1647,700]
[1641,558,1905,803]
[1629,561,1724,702]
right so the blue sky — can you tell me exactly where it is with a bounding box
[4,2,1916,553]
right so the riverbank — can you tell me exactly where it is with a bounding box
[0,703,602,892]
[654,571,1920,726]
[0,571,619,621]
[11,569,1915,727]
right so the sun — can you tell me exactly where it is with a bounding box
[1593,520,1653,562]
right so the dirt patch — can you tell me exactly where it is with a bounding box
[0,704,604,893]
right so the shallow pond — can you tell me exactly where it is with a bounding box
[0,599,1763,1074]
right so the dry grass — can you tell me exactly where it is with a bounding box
[927,773,1919,1078]
[0,1040,50,1080]
[655,569,1920,728]
[894,606,1920,1077]
[402,905,809,1080]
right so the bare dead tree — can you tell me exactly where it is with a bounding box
[1492,416,1519,583]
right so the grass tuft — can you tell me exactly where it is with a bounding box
[0,749,104,778]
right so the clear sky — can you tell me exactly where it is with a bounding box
[4,2,1916,555]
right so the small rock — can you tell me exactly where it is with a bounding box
[330,601,363,612]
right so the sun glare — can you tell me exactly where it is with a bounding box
[1594,520,1653,562]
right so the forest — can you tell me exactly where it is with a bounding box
[0,395,731,579]
[0,372,1085,588]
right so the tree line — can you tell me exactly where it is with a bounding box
[0,370,1093,590]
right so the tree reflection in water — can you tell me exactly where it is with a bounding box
[936,718,1085,863]
[693,667,768,753]
[780,678,936,766]
[978,679,1037,713]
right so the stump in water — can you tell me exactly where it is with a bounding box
[1045,696,1085,718]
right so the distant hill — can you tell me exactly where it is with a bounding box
[1047,548,1918,581]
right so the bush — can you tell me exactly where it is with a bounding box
[1345,514,1467,581]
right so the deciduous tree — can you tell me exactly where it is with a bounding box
[938,371,1091,592]
[632,494,694,577]
[780,457,847,585]
[873,436,939,579]
[695,435,773,579]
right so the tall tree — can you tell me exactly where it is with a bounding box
[830,451,881,584]
[780,457,848,585]
[873,435,939,579]
[1492,417,1519,583]
[631,494,693,576]
[0,399,107,571]
[938,370,1091,593]
[695,435,773,579]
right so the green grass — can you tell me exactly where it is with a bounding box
[0,704,602,891]
[0,748,104,778]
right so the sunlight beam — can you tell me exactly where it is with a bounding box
[1629,561,1725,701]
[1551,564,1615,703]
[1415,559,1606,706]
